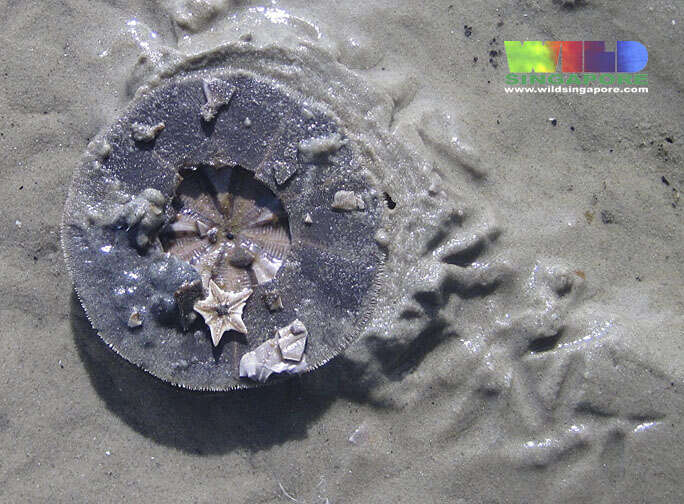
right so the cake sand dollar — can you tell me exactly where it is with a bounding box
[62,67,386,390]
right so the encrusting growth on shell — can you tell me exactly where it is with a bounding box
[332,190,365,211]
[130,121,165,142]
[174,280,203,331]
[193,280,252,346]
[298,132,347,163]
[116,188,167,249]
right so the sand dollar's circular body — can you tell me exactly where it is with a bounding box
[62,68,385,390]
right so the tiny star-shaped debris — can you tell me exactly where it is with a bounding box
[194,280,252,346]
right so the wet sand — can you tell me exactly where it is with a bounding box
[0,0,682,502]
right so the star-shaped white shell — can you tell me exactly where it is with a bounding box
[193,280,252,346]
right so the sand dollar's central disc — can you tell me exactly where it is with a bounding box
[62,71,385,390]
[162,166,291,293]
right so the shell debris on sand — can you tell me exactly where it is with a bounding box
[239,319,309,383]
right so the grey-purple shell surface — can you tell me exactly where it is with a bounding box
[62,71,385,391]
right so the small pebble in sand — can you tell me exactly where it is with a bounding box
[349,422,370,445]
[304,213,313,224]
[549,117,558,126]
[601,209,616,224]
[15,220,21,228]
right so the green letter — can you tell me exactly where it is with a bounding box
[583,73,597,85]
[566,74,581,85]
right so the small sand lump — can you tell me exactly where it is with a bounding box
[298,132,347,163]
[332,190,365,211]
[131,121,165,142]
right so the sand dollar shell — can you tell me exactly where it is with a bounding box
[62,69,385,390]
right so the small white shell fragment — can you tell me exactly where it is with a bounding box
[195,220,210,237]
[332,190,365,211]
[128,309,143,328]
[252,207,277,226]
[290,319,306,334]
[239,319,309,382]
[131,122,165,142]
[239,338,308,383]
[304,213,313,225]
[298,132,348,163]
[277,319,308,362]
[168,220,195,233]
[201,78,236,122]
[243,117,252,127]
